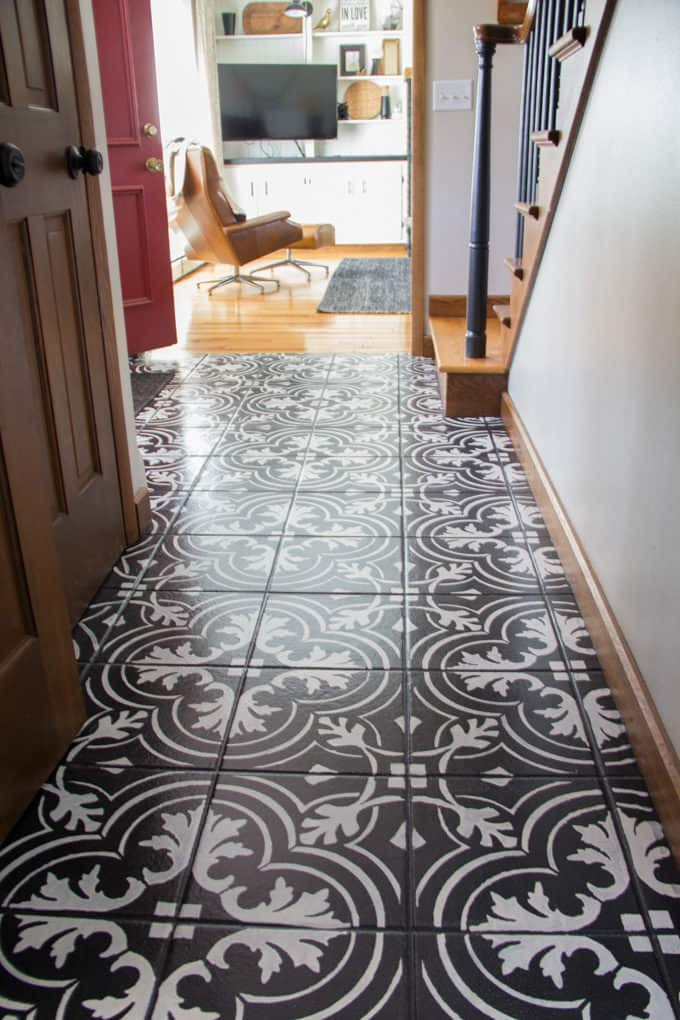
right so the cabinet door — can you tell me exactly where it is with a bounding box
[223,165,263,216]
[351,162,405,244]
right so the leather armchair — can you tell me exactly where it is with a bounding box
[168,144,303,296]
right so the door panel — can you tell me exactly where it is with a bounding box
[93,0,176,355]
[0,0,126,623]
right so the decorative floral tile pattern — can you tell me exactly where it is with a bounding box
[182,772,408,928]
[273,537,403,593]
[412,777,640,932]
[156,927,408,1020]
[2,352,676,1017]
[72,663,244,769]
[287,492,403,536]
[407,595,564,671]
[406,535,539,594]
[409,670,598,775]
[255,594,404,669]
[415,933,674,1019]
[223,668,405,773]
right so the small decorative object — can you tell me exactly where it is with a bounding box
[382,37,400,75]
[371,57,382,75]
[340,1,370,31]
[498,1,528,25]
[221,11,236,34]
[383,0,403,30]
[380,86,391,119]
[284,0,313,16]
[337,101,349,120]
[344,79,381,119]
[340,42,366,76]
[314,7,333,30]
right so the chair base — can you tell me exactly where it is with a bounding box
[258,249,330,281]
[197,268,280,297]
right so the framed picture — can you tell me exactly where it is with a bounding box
[340,43,367,76]
[340,2,370,32]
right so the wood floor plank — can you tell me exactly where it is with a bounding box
[172,245,411,355]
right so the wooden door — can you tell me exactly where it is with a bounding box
[93,0,177,355]
[0,2,126,626]
[0,3,96,834]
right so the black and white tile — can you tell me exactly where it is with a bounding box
[4,351,679,1018]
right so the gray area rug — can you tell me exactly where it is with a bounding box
[318,258,411,314]
[130,369,176,415]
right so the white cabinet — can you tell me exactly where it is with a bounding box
[223,160,405,244]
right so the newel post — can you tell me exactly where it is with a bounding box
[465,30,497,359]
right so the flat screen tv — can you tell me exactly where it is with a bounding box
[218,64,338,141]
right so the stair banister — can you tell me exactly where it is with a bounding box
[464,1,538,358]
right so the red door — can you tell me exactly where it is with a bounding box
[93,0,176,354]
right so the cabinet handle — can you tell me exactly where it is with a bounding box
[347,180,353,195]
[362,179,368,194]
[250,182,254,198]
[265,181,269,196]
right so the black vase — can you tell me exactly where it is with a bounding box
[222,12,236,34]
[380,94,391,120]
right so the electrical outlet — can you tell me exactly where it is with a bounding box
[433,79,473,112]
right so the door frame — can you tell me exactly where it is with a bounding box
[410,0,426,356]
[66,0,143,545]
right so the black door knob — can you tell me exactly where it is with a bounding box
[66,145,104,179]
[0,142,26,188]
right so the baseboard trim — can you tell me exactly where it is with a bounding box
[423,334,434,359]
[502,392,680,866]
[134,487,152,540]
[429,294,510,318]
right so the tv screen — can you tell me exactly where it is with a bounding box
[218,64,338,141]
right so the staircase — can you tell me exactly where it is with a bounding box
[432,0,616,416]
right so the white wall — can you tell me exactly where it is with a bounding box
[508,0,680,750]
[426,0,523,297]
[80,1,146,494]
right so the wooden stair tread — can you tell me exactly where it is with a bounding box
[515,201,540,218]
[430,317,509,375]
[549,25,588,61]
[504,256,525,280]
[492,303,512,328]
[531,129,561,147]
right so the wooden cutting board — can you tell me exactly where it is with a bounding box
[345,80,381,120]
[242,2,303,34]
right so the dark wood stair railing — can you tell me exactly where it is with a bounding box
[431,0,617,417]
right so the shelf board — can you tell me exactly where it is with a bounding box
[338,117,405,124]
[313,30,404,38]
[338,75,403,82]
[216,33,303,40]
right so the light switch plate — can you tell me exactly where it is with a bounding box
[433,79,473,112]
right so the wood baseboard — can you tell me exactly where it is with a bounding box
[502,393,680,866]
[429,294,510,318]
[134,487,152,540]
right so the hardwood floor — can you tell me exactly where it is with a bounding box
[171,245,411,355]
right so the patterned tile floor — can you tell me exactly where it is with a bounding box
[1,352,679,1018]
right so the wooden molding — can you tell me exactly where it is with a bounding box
[409,0,426,357]
[423,334,434,359]
[549,25,589,61]
[502,393,680,867]
[429,294,510,318]
[135,487,152,538]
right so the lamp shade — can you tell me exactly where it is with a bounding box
[285,0,313,16]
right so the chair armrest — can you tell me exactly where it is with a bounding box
[224,211,293,235]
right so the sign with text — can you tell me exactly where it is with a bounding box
[340,2,370,31]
